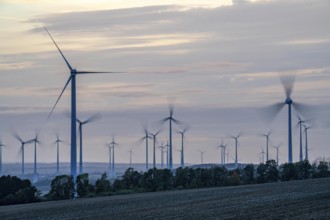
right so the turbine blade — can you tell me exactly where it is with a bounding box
[47,76,72,120]
[292,102,315,118]
[76,71,125,74]
[279,74,296,98]
[43,26,73,71]
[260,102,285,123]
[168,97,176,117]
[172,117,184,126]
[83,113,102,124]
[12,131,23,143]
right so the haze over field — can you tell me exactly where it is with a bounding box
[1,0,329,167]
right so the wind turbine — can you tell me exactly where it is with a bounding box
[178,125,190,168]
[217,140,227,165]
[229,132,242,168]
[76,113,101,174]
[199,150,205,164]
[53,133,66,175]
[0,139,6,176]
[13,133,33,176]
[260,147,266,164]
[296,115,306,161]
[159,142,165,169]
[273,143,281,165]
[165,141,170,169]
[260,131,272,162]
[110,137,118,178]
[31,132,41,183]
[161,102,182,170]
[304,125,311,161]
[105,143,112,177]
[139,126,151,171]
[149,129,161,169]
[264,74,309,163]
[128,149,133,168]
[44,27,122,188]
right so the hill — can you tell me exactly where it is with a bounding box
[0,177,329,219]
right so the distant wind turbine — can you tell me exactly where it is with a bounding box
[44,26,123,188]
[149,129,161,169]
[53,133,66,175]
[159,142,165,169]
[296,115,306,161]
[304,125,311,161]
[0,139,6,176]
[161,102,182,170]
[264,74,310,163]
[13,132,33,176]
[260,147,266,164]
[229,132,242,168]
[217,140,227,165]
[31,132,41,183]
[178,125,190,168]
[199,150,205,164]
[76,113,101,174]
[273,143,281,165]
[165,141,170,169]
[260,131,272,162]
[105,143,112,177]
[139,126,151,171]
[110,137,118,178]
[128,149,133,168]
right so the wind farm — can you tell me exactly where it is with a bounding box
[1,0,330,217]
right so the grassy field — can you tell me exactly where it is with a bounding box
[1,177,329,220]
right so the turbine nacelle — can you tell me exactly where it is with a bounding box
[285,97,292,105]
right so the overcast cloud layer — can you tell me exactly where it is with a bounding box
[0,0,329,167]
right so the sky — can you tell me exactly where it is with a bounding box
[0,0,330,167]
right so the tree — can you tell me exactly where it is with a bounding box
[122,168,142,190]
[280,163,298,181]
[314,161,329,178]
[265,160,279,182]
[242,164,255,184]
[47,175,74,200]
[0,175,39,205]
[76,173,90,197]
[95,172,111,194]
[296,160,312,179]
[256,163,267,183]
[228,171,240,186]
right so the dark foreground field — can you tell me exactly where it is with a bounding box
[1,178,330,220]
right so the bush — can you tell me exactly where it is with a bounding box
[46,175,74,200]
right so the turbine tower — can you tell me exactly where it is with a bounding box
[273,144,281,165]
[159,142,165,169]
[178,125,190,168]
[44,27,122,190]
[261,131,271,162]
[165,141,170,169]
[297,115,306,161]
[304,125,311,161]
[31,132,41,183]
[77,113,101,174]
[53,133,65,175]
[161,102,182,170]
[140,126,151,171]
[128,149,133,168]
[149,129,161,169]
[13,133,32,176]
[218,140,227,165]
[110,137,118,178]
[265,74,308,163]
[105,143,112,177]
[0,139,6,176]
[230,132,242,168]
[199,150,205,164]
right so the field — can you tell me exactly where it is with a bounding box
[1,178,330,220]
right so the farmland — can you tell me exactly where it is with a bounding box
[1,177,330,220]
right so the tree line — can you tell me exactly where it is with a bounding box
[46,160,330,200]
[0,160,329,205]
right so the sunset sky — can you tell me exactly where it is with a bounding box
[1,0,329,167]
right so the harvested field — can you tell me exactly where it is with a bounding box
[1,177,330,220]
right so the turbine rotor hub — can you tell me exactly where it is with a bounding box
[285,97,292,104]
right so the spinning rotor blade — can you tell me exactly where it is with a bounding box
[279,74,296,98]
[47,76,72,120]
